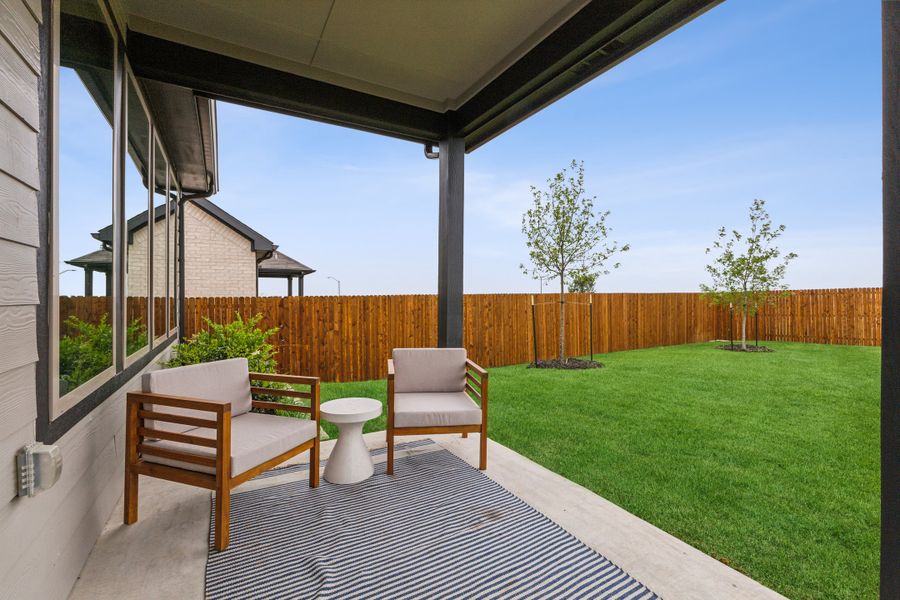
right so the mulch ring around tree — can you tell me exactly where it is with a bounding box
[716,344,774,352]
[528,358,604,369]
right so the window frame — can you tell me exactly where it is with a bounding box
[40,0,181,439]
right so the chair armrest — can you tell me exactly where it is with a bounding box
[248,372,320,420]
[125,392,231,469]
[387,359,395,379]
[464,360,488,409]
[465,359,488,378]
[249,372,319,387]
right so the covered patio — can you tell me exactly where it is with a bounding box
[71,433,784,600]
[1,0,894,598]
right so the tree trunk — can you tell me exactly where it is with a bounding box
[559,277,566,362]
[741,309,748,350]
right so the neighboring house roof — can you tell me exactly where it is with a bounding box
[258,251,315,277]
[190,198,276,254]
[93,198,276,254]
[75,199,311,273]
[65,248,112,270]
[93,202,174,246]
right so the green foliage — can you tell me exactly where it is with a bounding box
[701,199,797,348]
[165,313,297,411]
[166,312,279,372]
[520,160,629,360]
[568,270,597,293]
[59,315,146,393]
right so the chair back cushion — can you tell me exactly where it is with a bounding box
[392,348,466,393]
[141,357,252,433]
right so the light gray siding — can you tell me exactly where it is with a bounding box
[0,0,41,510]
[0,2,140,599]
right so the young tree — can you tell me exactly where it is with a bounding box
[568,270,597,293]
[701,199,797,350]
[521,160,629,362]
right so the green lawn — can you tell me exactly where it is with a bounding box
[319,341,880,600]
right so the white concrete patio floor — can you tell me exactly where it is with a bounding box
[69,433,786,600]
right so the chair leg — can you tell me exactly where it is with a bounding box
[214,481,230,551]
[310,435,320,488]
[124,468,138,524]
[479,426,487,470]
[387,430,395,475]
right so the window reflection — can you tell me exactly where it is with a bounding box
[153,141,168,340]
[58,0,114,395]
[125,76,150,356]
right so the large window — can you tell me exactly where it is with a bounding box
[52,0,180,417]
[56,0,114,404]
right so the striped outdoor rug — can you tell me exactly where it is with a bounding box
[205,439,659,599]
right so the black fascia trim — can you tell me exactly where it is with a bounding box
[456,0,723,150]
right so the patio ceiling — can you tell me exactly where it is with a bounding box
[122,0,722,150]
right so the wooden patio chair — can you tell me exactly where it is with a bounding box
[123,357,320,551]
[386,348,488,474]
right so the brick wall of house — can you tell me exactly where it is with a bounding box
[125,209,175,298]
[182,201,258,297]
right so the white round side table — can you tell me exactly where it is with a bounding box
[320,397,382,484]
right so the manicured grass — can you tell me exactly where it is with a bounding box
[320,342,880,600]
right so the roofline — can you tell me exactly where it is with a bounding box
[125,0,721,152]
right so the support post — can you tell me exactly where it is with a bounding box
[437,136,464,348]
[287,276,293,297]
[298,275,304,297]
[882,2,899,597]
[84,268,93,296]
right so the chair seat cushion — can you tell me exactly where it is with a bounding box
[393,392,482,428]
[142,412,318,477]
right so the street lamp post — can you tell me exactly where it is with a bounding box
[327,276,341,296]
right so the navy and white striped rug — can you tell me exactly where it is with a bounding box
[206,439,659,599]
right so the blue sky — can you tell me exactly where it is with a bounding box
[59,0,882,297]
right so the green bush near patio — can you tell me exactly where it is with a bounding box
[320,341,879,600]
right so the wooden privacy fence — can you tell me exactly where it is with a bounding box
[715,288,882,347]
[59,288,882,382]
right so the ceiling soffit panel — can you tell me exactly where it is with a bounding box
[125,0,587,111]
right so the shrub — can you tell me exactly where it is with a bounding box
[59,315,147,393]
[165,312,279,372]
[165,313,301,414]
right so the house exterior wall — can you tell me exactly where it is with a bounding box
[0,0,42,519]
[0,2,145,598]
[0,351,172,599]
[125,214,175,298]
[182,201,257,297]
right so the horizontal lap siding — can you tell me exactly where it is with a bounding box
[0,3,139,600]
[0,0,41,485]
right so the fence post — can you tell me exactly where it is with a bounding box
[531,295,538,366]
[589,295,594,362]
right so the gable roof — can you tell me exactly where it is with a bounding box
[258,251,315,277]
[65,247,112,270]
[93,198,276,254]
[190,198,275,253]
